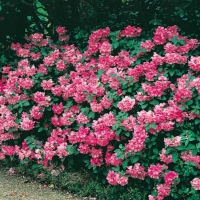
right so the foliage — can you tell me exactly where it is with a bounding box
[0,25,200,199]
[1,0,200,46]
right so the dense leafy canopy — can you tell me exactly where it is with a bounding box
[1,0,200,45]
[1,1,200,199]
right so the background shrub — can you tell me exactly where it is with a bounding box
[0,25,200,199]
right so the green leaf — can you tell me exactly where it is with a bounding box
[88,111,95,119]
[153,148,158,154]
[81,107,89,115]
[28,144,35,150]
[186,144,196,150]
[23,100,30,106]
[150,99,159,105]
[165,147,175,154]
[187,100,193,105]
[172,151,178,162]
[116,129,122,136]
[122,159,129,170]
[69,117,75,122]
[130,155,139,163]
[171,36,178,45]
[66,145,77,155]
[66,100,73,108]
[177,145,185,151]
[83,91,88,94]
[151,123,156,129]
[128,88,132,93]
[124,132,130,137]
[0,54,6,63]
[179,38,185,45]
[140,103,148,109]
[110,73,117,77]
[113,42,119,49]
[38,127,43,132]
[96,70,104,78]
[192,149,197,156]
[195,118,200,125]
[19,107,23,113]
[87,95,93,101]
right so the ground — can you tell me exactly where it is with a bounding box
[0,167,84,200]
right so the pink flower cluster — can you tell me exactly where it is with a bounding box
[119,25,142,38]
[106,170,128,186]
[188,56,200,71]
[149,171,178,199]
[0,24,200,199]
[126,163,147,180]
[164,136,182,147]
[117,96,136,112]
[191,178,200,190]
[181,151,200,169]
[148,164,166,179]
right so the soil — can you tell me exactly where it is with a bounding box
[0,167,84,200]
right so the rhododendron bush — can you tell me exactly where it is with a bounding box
[0,25,200,199]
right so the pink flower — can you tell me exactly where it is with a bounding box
[156,184,171,197]
[191,178,200,190]
[125,125,147,153]
[76,113,89,124]
[117,176,128,186]
[106,170,128,186]
[122,115,136,131]
[90,101,104,113]
[8,167,15,175]
[119,26,142,38]
[153,26,168,45]
[117,96,136,112]
[56,26,67,35]
[105,152,122,167]
[1,145,16,156]
[90,157,103,167]
[78,143,90,154]
[100,95,113,109]
[18,78,34,89]
[33,92,51,107]
[56,60,67,71]
[164,171,179,185]
[164,43,177,53]
[148,195,156,200]
[41,79,53,90]
[188,56,200,71]
[148,164,165,179]
[20,113,35,131]
[51,170,60,176]
[38,173,45,178]
[140,40,155,52]
[159,149,173,164]
[181,151,200,169]
[52,103,64,115]
[30,33,43,42]
[126,163,147,180]
[30,106,43,120]
[164,136,181,147]
[0,152,5,160]
[99,41,112,55]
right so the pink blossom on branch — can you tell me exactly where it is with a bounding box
[119,25,142,38]
[164,171,179,185]
[117,96,136,112]
[191,178,200,190]
[164,136,182,147]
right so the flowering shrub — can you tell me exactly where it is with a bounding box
[0,25,200,199]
